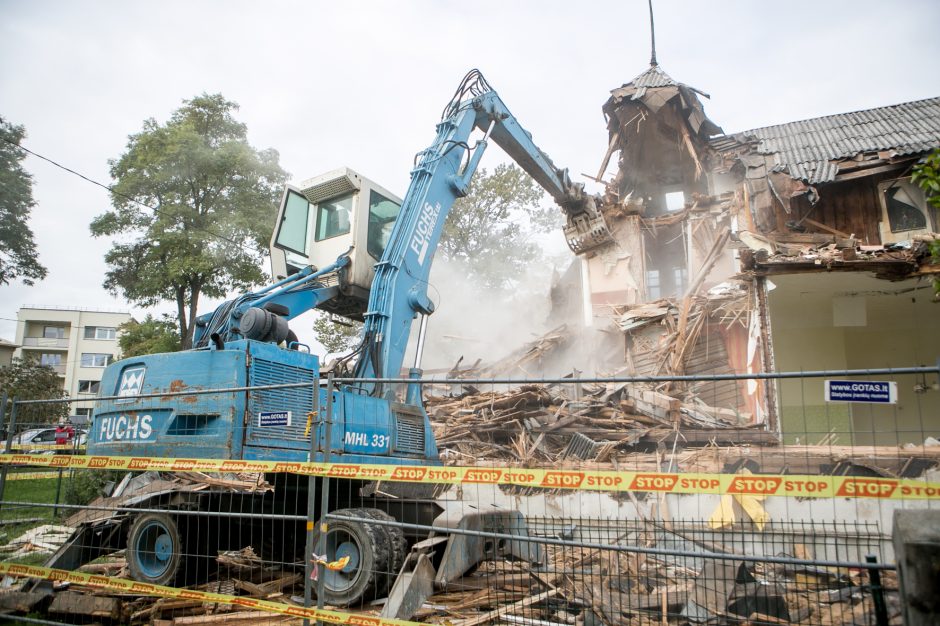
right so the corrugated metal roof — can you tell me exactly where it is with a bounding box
[712,97,940,183]
[627,65,679,90]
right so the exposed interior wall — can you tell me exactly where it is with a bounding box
[768,272,940,445]
[586,215,645,309]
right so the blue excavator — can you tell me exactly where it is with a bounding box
[73,70,611,611]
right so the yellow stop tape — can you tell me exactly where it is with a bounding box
[0,453,937,500]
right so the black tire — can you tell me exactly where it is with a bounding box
[126,513,183,586]
[312,508,391,606]
[355,508,407,597]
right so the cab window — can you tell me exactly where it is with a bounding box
[367,190,401,259]
[316,193,354,241]
[274,190,311,255]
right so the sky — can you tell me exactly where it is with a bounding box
[1,0,939,352]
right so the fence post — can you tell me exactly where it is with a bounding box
[314,373,334,626]
[893,510,940,626]
[0,397,18,514]
[866,555,889,626]
[303,370,323,626]
[0,392,6,440]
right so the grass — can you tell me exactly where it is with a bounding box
[0,475,65,553]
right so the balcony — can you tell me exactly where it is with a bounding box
[21,337,69,349]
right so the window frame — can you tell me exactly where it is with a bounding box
[84,326,117,340]
[878,177,932,236]
[77,380,101,394]
[274,189,312,256]
[314,192,355,242]
[367,190,402,260]
[80,353,113,368]
[43,326,65,339]
[40,353,62,367]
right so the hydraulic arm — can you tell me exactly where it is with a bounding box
[352,70,609,395]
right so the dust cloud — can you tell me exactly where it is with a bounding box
[406,252,605,379]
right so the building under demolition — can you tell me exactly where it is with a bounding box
[549,62,940,448]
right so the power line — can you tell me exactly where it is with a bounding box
[0,134,267,255]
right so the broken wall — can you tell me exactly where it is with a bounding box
[768,273,940,446]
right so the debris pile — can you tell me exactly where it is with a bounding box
[737,231,937,280]
[427,379,771,467]
[0,525,73,561]
[387,522,901,626]
[0,522,902,626]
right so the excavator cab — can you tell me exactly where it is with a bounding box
[270,167,403,320]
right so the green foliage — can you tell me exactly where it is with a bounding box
[440,164,561,289]
[0,356,68,424]
[90,94,289,348]
[64,470,126,505]
[118,314,182,357]
[313,312,362,354]
[911,149,940,294]
[0,118,47,286]
[911,149,940,209]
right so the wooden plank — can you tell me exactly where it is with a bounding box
[833,160,909,182]
[172,610,291,625]
[801,217,850,239]
[0,591,49,613]
[456,589,559,626]
[49,590,121,619]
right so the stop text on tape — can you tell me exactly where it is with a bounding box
[0,453,937,500]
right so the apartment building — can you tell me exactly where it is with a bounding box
[0,338,17,367]
[13,305,132,418]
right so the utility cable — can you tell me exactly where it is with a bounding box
[0,134,266,256]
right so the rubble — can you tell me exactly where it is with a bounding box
[427,379,775,468]
[1,549,901,626]
[0,525,73,561]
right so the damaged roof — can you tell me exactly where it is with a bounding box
[605,64,722,140]
[613,65,680,98]
[713,97,940,184]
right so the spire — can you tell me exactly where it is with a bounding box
[648,0,657,67]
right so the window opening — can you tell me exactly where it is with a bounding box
[315,193,354,241]
[78,380,101,394]
[664,191,686,212]
[40,353,62,366]
[84,326,116,340]
[43,326,65,339]
[367,190,402,260]
[275,190,311,255]
[81,353,113,367]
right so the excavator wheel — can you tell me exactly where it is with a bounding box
[126,513,183,586]
[355,508,408,597]
[312,508,394,606]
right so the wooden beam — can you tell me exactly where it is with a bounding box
[800,217,850,239]
[172,611,292,625]
[595,129,620,182]
[49,591,121,620]
[456,589,559,626]
[833,160,910,182]
[683,228,732,299]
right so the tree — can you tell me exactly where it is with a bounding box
[90,94,289,349]
[313,312,362,354]
[0,118,47,286]
[911,148,940,295]
[439,164,561,289]
[118,314,182,357]
[0,356,68,425]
